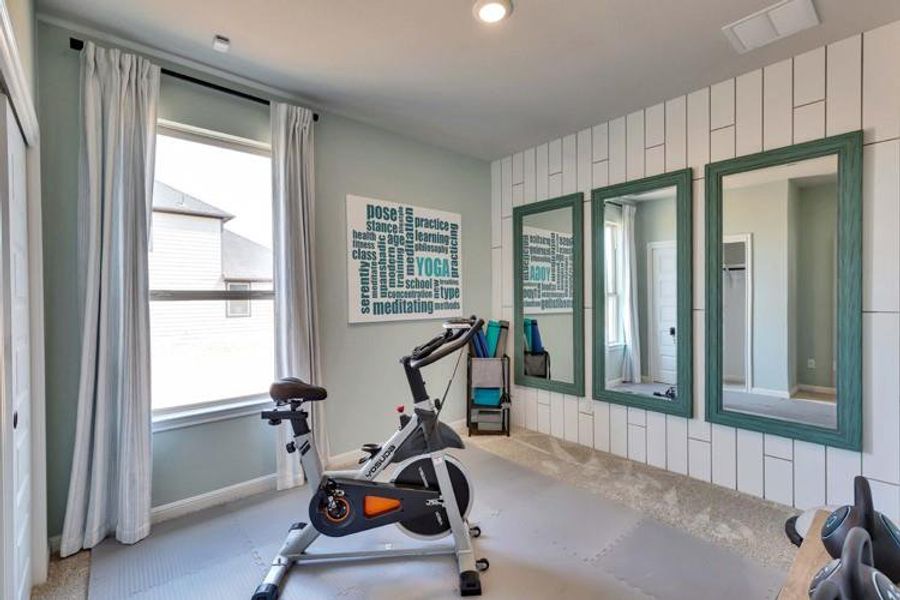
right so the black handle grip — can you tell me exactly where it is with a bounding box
[408,318,484,370]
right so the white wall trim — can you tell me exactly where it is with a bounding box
[0,6,38,145]
[750,386,791,399]
[798,384,837,395]
[150,473,278,524]
[152,396,272,433]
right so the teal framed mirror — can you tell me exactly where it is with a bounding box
[513,192,584,396]
[591,169,693,417]
[705,131,863,450]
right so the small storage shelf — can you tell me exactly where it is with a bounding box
[466,355,511,436]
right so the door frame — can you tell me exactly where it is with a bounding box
[722,233,753,393]
[646,240,677,385]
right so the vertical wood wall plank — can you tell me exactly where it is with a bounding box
[687,88,710,174]
[736,70,763,156]
[665,96,687,171]
[626,110,645,181]
[609,117,627,184]
[826,35,862,136]
[793,47,826,106]
[763,59,793,150]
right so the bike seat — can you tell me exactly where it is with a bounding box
[270,377,328,402]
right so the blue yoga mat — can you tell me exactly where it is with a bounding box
[531,320,545,353]
[473,388,502,407]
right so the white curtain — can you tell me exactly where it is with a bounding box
[60,42,159,557]
[271,102,328,489]
[620,205,642,383]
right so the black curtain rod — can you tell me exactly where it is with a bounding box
[69,37,318,122]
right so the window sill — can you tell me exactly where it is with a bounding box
[152,395,272,433]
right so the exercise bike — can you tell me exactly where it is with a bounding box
[253,317,489,599]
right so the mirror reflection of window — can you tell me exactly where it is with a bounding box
[720,155,838,429]
[604,187,678,401]
[521,206,575,384]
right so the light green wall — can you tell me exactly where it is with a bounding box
[37,21,490,536]
[795,182,837,389]
[634,196,677,376]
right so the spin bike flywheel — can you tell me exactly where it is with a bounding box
[390,454,473,540]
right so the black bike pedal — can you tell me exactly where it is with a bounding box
[459,571,482,596]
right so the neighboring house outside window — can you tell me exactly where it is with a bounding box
[148,127,274,417]
[226,282,252,317]
[605,221,624,346]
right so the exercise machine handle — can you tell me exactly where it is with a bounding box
[407,317,484,370]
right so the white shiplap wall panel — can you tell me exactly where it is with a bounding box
[687,88,710,174]
[862,141,900,313]
[862,313,900,484]
[564,395,579,443]
[592,161,609,188]
[826,35,862,136]
[793,47,826,106]
[525,388,538,431]
[536,143,549,201]
[548,173,562,198]
[501,217,513,307]
[577,128,592,194]
[827,448,862,506]
[763,59,793,151]
[666,416,688,475]
[647,411,667,469]
[645,145,665,176]
[793,101,825,143]
[548,138,562,174]
[523,147,536,203]
[764,456,794,506]
[512,387,526,427]
[610,404,628,457]
[538,402,551,434]
[627,407,647,426]
[501,156,513,217]
[863,21,900,143]
[628,424,647,463]
[794,441,827,510]
[489,20,900,513]
[551,392,565,438]
[593,122,609,162]
[665,96,687,172]
[491,248,501,317]
[693,180,704,310]
[869,480,900,523]
[593,401,611,452]
[645,103,665,147]
[512,152,524,184]
[626,110,645,181]
[735,70,763,156]
[512,183,523,207]
[737,430,764,497]
[688,439,712,481]
[584,308,593,394]
[710,79,735,130]
[711,424,737,489]
[764,435,793,461]
[491,160,501,247]
[578,413,594,448]
[609,117,627,184]
[562,134,577,194]
[584,213,593,308]
[710,126,735,162]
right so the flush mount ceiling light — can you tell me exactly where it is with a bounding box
[473,0,513,24]
[212,34,230,53]
[722,0,820,54]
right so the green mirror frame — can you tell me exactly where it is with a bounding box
[705,131,863,450]
[513,192,585,396]
[591,169,694,417]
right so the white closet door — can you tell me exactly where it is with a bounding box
[0,94,30,600]
[649,242,677,384]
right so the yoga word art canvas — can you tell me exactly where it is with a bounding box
[521,226,574,314]
[346,194,463,323]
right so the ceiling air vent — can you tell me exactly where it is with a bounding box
[722,0,820,54]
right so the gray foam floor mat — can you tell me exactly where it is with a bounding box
[89,446,785,599]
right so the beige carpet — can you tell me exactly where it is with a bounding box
[31,428,797,598]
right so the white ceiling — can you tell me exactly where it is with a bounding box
[37,0,900,161]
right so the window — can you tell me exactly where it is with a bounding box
[605,222,623,346]
[226,282,252,318]
[148,124,274,416]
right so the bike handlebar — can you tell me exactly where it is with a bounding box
[406,316,484,370]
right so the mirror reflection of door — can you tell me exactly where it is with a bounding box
[604,186,677,401]
[720,155,838,429]
[521,206,575,384]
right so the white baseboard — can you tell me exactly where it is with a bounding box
[606,378,623,387]
[151,473,278,524]
[798,384,836,395]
